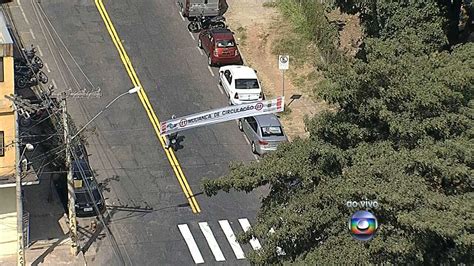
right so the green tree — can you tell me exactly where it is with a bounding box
[202,1,474,264]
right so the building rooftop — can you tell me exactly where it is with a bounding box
[0,12,13,45]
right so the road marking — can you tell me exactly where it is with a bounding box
[178,224,205,264]
[36,45,44,57]
[17,0,30,25]
[95,0,201,213]
[179,10,185,21]
[219,220,245,259]
[217,84,224,95]
[29,28,36,39]
[199,222,226,262]
[242,133,250,145]
[196,46,203,56]
[44,62,51,73]
[52,79,57,90]
[207,66,215,77]
[238,218,262,250]
[188,31,195,40]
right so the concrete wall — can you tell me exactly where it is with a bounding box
[0,56,15,178]
[0,186,18,257]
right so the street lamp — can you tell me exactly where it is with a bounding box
[20,144,34,173]
[16,143,33,266]
[20,144,34,161]
[71,86,141,140]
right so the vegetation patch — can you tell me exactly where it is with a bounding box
[235,26,248,44]
[203,1,474,264]
[262,1,277,8]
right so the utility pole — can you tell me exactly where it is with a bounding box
[282,70,285,99]
[62,97,79,255]
[14,106,25,266]
[278,55,289,100]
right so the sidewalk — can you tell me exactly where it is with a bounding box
[0,174,86,266]
[0,240,86,266]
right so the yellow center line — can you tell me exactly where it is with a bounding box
[94,0,201,213]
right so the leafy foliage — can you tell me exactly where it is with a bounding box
[277,0,341,63]
[202,0,474,264]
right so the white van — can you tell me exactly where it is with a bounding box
[177,0,227,18]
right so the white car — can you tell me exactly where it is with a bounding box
[218,65,264,105]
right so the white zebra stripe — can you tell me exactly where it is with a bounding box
[199,222,226,261]
[238,218,262,250]
[178,224,205,264]
[219,220,246,259]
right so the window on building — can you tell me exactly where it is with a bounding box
[0,131,4,157]
[0,57,4,82]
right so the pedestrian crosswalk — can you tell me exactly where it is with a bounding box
[178,218,261,264]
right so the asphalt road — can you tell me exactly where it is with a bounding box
[11,0,264,265]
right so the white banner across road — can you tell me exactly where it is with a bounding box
[160,97,285,135]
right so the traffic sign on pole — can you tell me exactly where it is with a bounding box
[278,55,289,70]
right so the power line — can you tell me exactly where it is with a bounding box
[1,157,260,171]
[24,134,57,146]
[19,108,62,133]
[35,0,97,91]
[5,125,265,138]
[70,149,126,265]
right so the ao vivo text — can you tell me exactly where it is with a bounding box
[346,200,379,208]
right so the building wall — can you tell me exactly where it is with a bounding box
[0,186,18,257]
[0,44,18,257]
[0,56,15,178]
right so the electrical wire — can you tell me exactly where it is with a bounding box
[19,108,62,133]
[2,4,125,263]
[22,133,57,146]
[70,148,126,265]
[29,1,127,262]
[1,157,260,171]
[35,1,96,91]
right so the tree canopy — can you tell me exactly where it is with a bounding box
[202,0,474,264]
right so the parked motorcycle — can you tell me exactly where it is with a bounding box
[21,45,44,68]
[15,71,48,89]
[188,15,226,33]
[14,63,42,75]
[15,58,43,69]
[15,64,49,84]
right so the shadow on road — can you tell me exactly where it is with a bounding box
[80,201,193,254]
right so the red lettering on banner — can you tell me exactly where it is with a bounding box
[277,97,282,110]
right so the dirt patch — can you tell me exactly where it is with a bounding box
[327,9,363,57]
[223,0,329,140]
